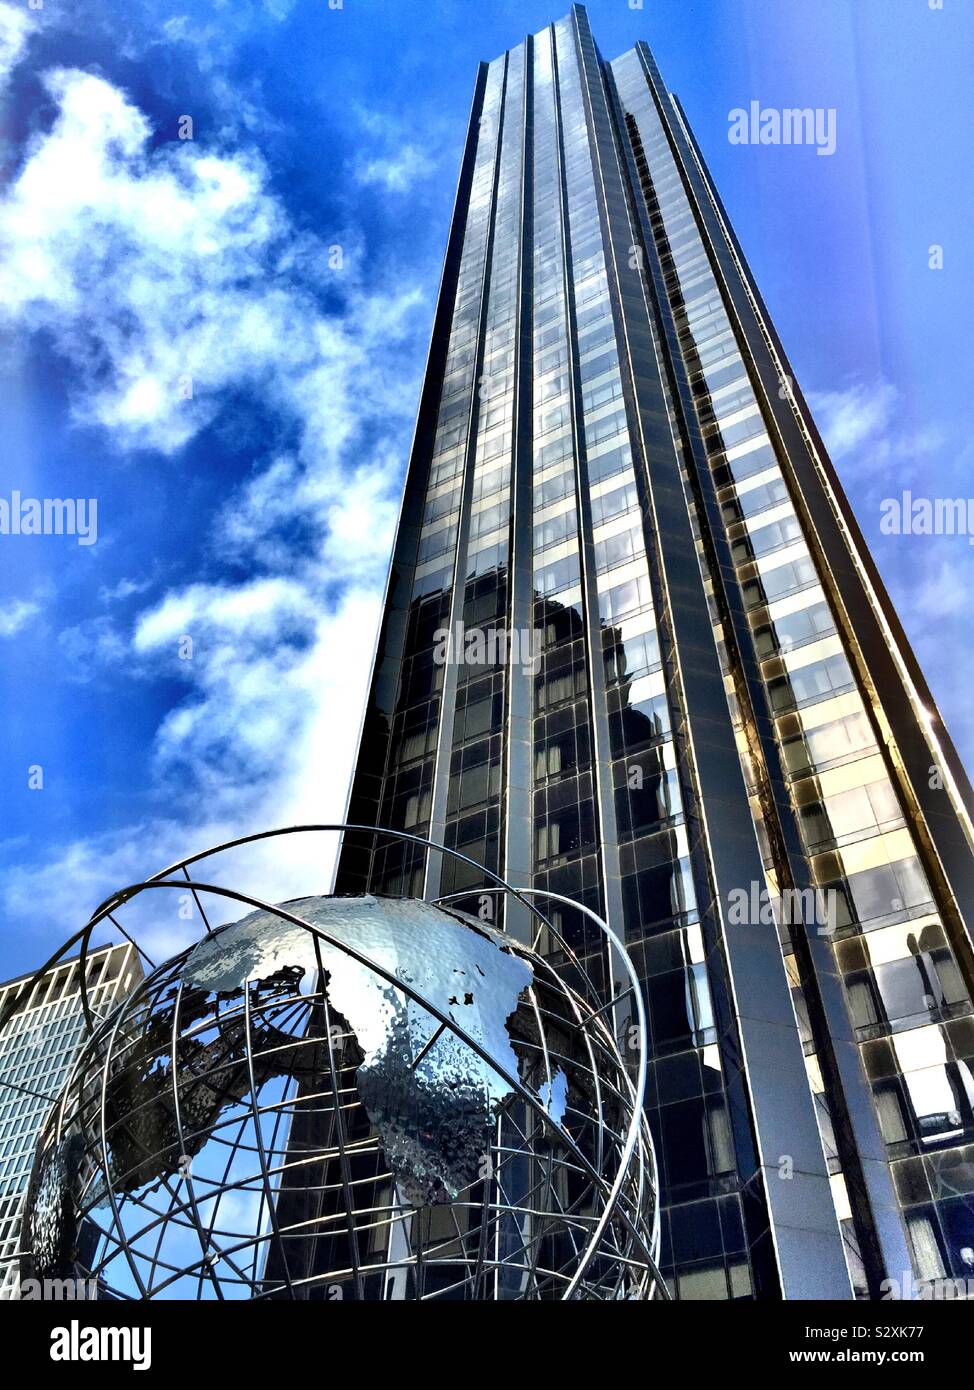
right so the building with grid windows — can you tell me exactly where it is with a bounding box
[0,943,140,1298]
[334,5,974,1300]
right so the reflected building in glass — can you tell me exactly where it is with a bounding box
[0,943,141,1298]
[336,5,974,1299]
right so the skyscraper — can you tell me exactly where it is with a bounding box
[336,5,974,1300]
[0,943,141,1298]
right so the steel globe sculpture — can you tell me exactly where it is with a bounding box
[15,827,662,1300]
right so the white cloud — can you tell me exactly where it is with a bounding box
[0,69,424,465]
[99,574,154,604]
[58,614,130,680]
[124,541,392,828]
[808,378,945,479]
[3,583,382,960]
[808,379,897,463]
[261,0,298,19]
[216,448,401,579]
[912,559,971,622]
[0,65,418,953]
[356,144,436,195]
[5,490,389,954]
[0,596,40,637]
[351,103,444,195]
[813,382,974,775]
[0,1,30,90]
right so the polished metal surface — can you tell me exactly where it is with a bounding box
[182,895,536,1206]
[14,824,662,1301]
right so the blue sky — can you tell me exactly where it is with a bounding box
[0,0,971,979]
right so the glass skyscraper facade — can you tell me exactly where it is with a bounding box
[0,943,140,1298]
[336,5,974,1300]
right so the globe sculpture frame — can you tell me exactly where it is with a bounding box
[11,825,663,1301]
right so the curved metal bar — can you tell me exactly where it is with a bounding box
[90,877,626,1224]
[18,822,663,1300]
[73,823,574,1032]
[167,980,228,1299]
[436,883,663,1297]
[241,978,295,1299]
[498,889,657,1299]
[13,824,600,1044]
[41,874,650,1297]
